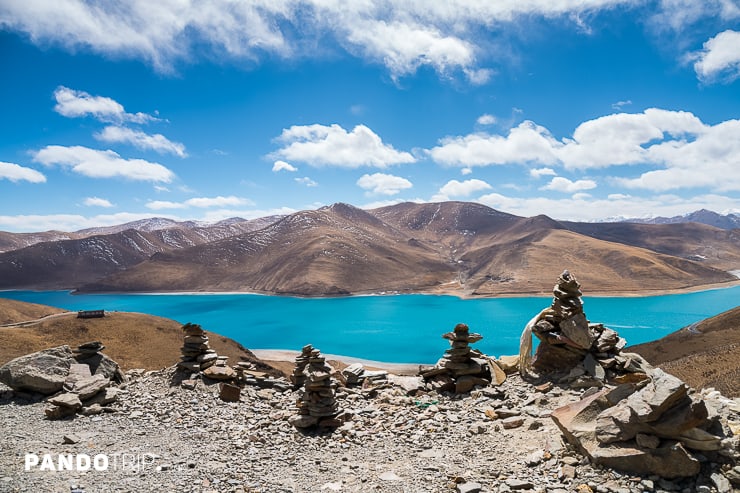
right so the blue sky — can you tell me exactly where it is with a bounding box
[1,1,739,232]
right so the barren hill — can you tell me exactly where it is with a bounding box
[630,306,740,397]
[0,201,738,296]
[80,203,457,296]
[0,298,278,374]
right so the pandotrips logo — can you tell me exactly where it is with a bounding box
[24,453,156,472]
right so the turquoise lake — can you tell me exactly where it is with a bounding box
[1,287,739,363]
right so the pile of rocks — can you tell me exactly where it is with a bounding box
[551,366,733,478]
[421,323,503,393]
[516,271,736,479]
[177,323,219,373]
[0,343,121,419]
[289,347,341,428]
[522,270,630,386]
[289,344,313,389]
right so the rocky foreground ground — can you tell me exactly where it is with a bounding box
[1,365,739,493]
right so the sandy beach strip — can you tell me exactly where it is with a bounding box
[252,349,426,376]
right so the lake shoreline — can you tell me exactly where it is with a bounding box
[44,276,740,300]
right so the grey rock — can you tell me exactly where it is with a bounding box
[710,472,732,493]
[458,481,482,493]
[0,345,73,394]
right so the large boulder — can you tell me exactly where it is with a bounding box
[0,346,74,395]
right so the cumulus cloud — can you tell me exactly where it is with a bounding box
[540,176,597,193]
[433,179,492,201]
[0,161,46,183]
[690,30,740,83]
[356,173,413,196]
[477,114,496,125]
[345,20,485,83]
[54,86,157,124]
[295,177,318,187]
[0,0,644,82]
[272,160,298,172]
[146,196,252,210]
[95,126,186,157]
[32,145,175,182]
[529,167,557,178]
[427,108,740,192]
[476,191,740,222]
[272,123,415,168]
[83,197,114,207]
[428,121,560,167]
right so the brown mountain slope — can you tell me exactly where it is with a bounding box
[459,228,735,295]
[629,306,740,397]
[0,298,279,375]
[80,203,458,296]
[563,221,740,272]
[77,202,739,296]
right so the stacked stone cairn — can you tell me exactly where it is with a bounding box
[527,270,628,383]
[518,270,734,478]
[421,323,501,393]
[177,323,219,373]
[289,347,341,429]
[289,344,313,390]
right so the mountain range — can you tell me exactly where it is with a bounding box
[0,202,738,296]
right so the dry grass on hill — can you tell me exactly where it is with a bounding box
[0,299,280,375]
[0,298,66,325]
[630,306,740,397]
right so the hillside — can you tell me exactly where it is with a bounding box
[0,201,738,296]
[79,203,458,296]
[630,306,740,397]
[0,298,279,375]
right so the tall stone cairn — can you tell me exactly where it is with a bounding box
[290,347,341,428]
[177,323,218,373]
[289,344,313,390]
[421,323,493,393]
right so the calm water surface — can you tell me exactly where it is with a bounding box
[2,287,739,363]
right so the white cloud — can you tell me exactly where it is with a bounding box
[272,160,298,172]
[476,192,740,222]
[95,126,186,157]
[529,167,557,178]
[145,201,188,210]
[33,145,175,182]
[690,30,740,83]
[428,121,560,167]
[356,173,413,196]
[611,100,632,110]
[477,114,496,125]
[433,179,492,201]
[461,168,473,175]
[0,161,46,183]
[185,196,252,208]
[429,108,740,192]
[83,197,114,208]
[272,123,415,168]
[541,176,597,193]
[0,0,643,82]
[295,177,318,187]
[345,20,483,82]
[53,86,157,124]
[146,196,252,210]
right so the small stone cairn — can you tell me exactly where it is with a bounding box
[289,344,313,390]
[177,323,219,373]
[421,323,499,393]
[289,347,341,429]
[522,270,627,383]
